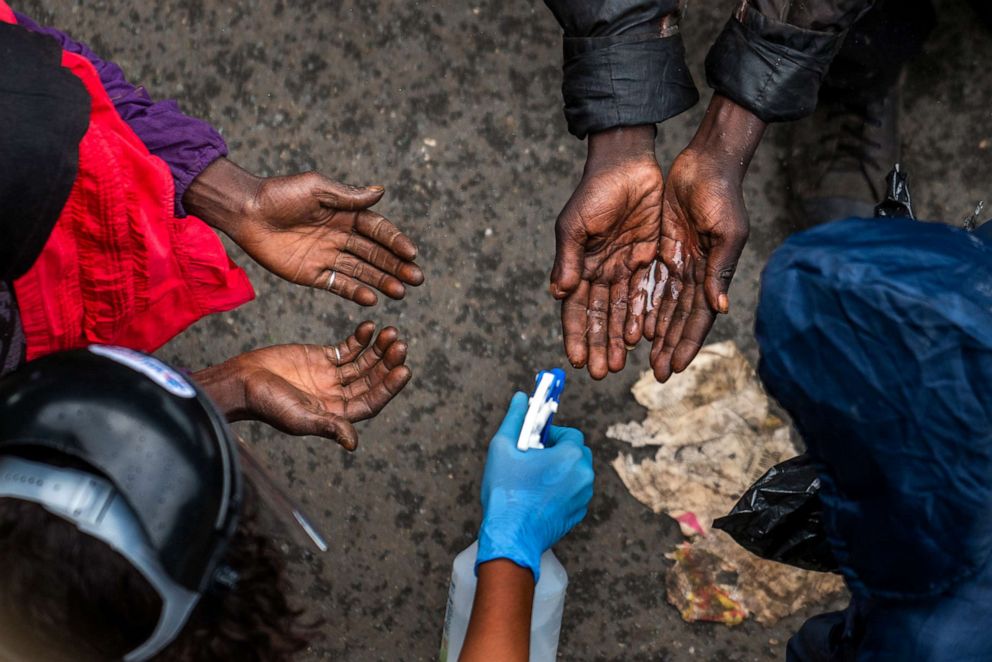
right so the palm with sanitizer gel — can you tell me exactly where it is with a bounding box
[440,370,574,662]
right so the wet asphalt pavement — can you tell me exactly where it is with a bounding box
[19,0,992,659]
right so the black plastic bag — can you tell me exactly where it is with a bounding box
[713,454,837,573]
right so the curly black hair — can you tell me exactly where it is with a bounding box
[0,483,317,661]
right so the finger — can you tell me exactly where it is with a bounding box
[650,269,681,350]
[495,391,530,442]
[550,213,587,299]
[341,340,408,398]
[316,413,359,451]
[624,265,650,346]
[587,283,609,380]
[545,424,585,449]
[651,261,695,382]
[324,321,376,365]
[703,226,748,315]
[359,340,409,387]
[318,268,378,306]
[642,261,669,342]
[332,253,407,300]
[607,280,628,373]
[272,398,359,451]
[313,177,385,211]
[660,271,695,363]
[337,327,400,384]
[354,210,418,261]
[344,365,412,421]
[561,281,590,369]
[356,326,400,370]
[380,338,408,369]
[673,262,717,373]
[345,234,424,285]
[651,237,686,346]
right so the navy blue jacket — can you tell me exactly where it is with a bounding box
[757,218,992,660]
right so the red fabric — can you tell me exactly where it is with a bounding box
[6,5,254,359]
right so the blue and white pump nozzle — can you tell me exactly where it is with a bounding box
[516,369,567,451]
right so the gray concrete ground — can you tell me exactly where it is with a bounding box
[20,0,992,659]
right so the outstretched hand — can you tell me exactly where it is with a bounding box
[195,322,411,450]
[551,126,662,380]
[646,150,749,381]
[647,95,766,382]
[241,172,424,304]
[185,159,424,305]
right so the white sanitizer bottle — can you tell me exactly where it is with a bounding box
[439,540,568,662]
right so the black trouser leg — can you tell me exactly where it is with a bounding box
[968,0,992,30]
[821,0,937,104]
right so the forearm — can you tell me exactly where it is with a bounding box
[182,158,261,241]
[190,359,250,422]
[684,95,766,179]
[459,560,534,662]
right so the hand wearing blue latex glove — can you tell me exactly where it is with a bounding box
[477,391,595,582]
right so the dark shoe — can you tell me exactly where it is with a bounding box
[787,80,901,229]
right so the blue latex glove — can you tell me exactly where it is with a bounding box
[477,391,594,582]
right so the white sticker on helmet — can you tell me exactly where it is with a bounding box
[88,345,196,398]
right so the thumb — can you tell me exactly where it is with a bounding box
[494,391,529,443]
[703,226,748,315]
[287,402,360,450]
[319,413,360,451]
[550,219,586,300]
[315,178,386,211]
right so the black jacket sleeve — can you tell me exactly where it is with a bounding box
[705,0,874,122]
[544,1,699,139]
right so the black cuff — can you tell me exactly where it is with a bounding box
[561,32,698,139]
[705,11,845,123]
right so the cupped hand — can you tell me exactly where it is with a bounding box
[552,126,662,380]
[646,96,766,382]
[239,172,424,305]
[228,322,411,449]
[647,150,749,382]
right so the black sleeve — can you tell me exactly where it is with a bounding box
[544,1,699,139]
[705,0,875,123]
[0,22,90,282]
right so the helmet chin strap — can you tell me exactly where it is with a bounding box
[0,456,201,662]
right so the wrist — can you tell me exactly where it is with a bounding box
[585,124,657,173]
[182,158,263,241]
[476,558,535,589]
[477,521,541,583]
[191,358,251,422]
[684,95,766,178]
